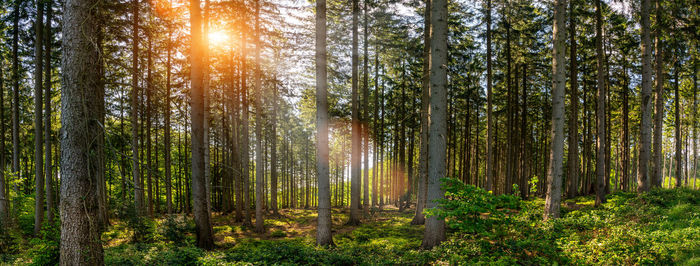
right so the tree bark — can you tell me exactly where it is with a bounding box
[652,0,664,188]
[189,0,215,250]
[348,0,361,226]
[594,0,606,205]
[11,0,21,197]
[567,0,579,198]
[34,0,45,237]
[412,0,430,226]
[44,0,54,223]
[59,0,105,262]
[131,0,144,214]
[544,0,567,220]
[253,0,265,234]
[315,0,333,236]
[421,0,447,249]
[638,0,653,192]
[674,56,681,187]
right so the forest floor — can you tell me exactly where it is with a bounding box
[2,188,699,265]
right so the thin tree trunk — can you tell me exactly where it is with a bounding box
[544,0,567,220]
[44,0,54,223]
[11,0,21,198]
[594,0,606,205]
[412,0,430,226]
[675,56,681,187]
[34,0,45,236]
[253,0,265,234]
[165,19,173,214]
[638,0,653,192]
[131,0,144,214]
[567,0,579,198]
[651,0,664,188]
[348,0,362,226]
[362,0,370,216]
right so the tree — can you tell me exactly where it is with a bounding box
[348,0,361,226]
[544,0,567,220]
[567,0,579,199]
[254,0,265,234]
[652,0,664,188]
[421,0,447,250]
[412,0,430,226]
[59,0,105,263]
[594,0,606,205]
[485,0,493,193]
[33,0,45,237]
[315,0,334,246]
[44,0,55,223]
[132,0,144,214]
[189,0,215,250]
[638,0,653,192]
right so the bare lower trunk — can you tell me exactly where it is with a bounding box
[315,0,333,245]
[638,0,653,192]
[412,0,430,226]
[348,0,361,226]
[651,0,664,188]
[189,0,214,250]
[421,0,447,250]
[594,0,606,205]
[33,0,45,237]
[544,0,567,220]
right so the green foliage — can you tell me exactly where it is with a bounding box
[104,243,204,266]
[160,215,194,245]
[425,178,520,233]
[27,218,61,266]
[0,218,18,262]
[122,207,157,243]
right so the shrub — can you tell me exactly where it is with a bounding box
[425,178,520,234]
[160,215,192,245]
[28,218,61,266]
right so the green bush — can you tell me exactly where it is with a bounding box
[425,177,520,234]
[28,218,61,266]
[160,215,193,245]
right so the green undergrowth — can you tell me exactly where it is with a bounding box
[3,185,699,265]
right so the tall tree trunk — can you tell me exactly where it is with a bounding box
[544,0,567,220]
[520,64,528,199]
[638,0,653,192]
[44,0,54,223]
[412,0,430,226]
[362,0,370,216]
[674,57,681,187]
[59,0,105,262]
[203,0,212,220]
[189,0,214,249]
[567,0,579,198]
[34,0,45,237]
[622,56,630,191]
[11,0,20,197]
[348,0,361,226]
[165,20,173,214]
[146,33,154,217]
[253,0,265,234]
[372,44,380,208]
[0,20,7,222]
[594,0,606,205]
[241,7,252,226]
[421,0,447,249]
[132,0,144,214]
[652,0,664,188]
[271,77,278,215]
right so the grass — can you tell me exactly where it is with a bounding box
[1,188,699,265]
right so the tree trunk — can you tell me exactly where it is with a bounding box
[594,0,606,206]
[652,0,664,188]
[622,56,630,191]
[189,0,214,249]
[44,0,54,223]
[59,0,105,262]
[638,0,653,192]
[362,0,370,216]
[544,0,567,220]
[412,0,430,226]
[421,0,447,249]
[165,20,173,214]
[674,57,681,187]
[253,0,265,233]
[33,0,45,237]
[348,0,361,226]
[567,0,579,198]
[131,0,144,214]
[11,0,20,198]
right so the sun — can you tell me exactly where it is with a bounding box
[208,31,229,47]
